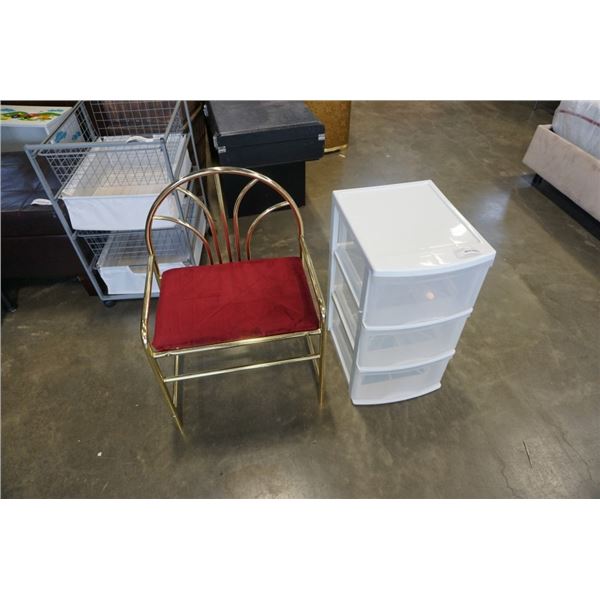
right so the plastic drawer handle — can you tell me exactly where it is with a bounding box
[126,135,154,144]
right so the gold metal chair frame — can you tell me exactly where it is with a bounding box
[140,166,327,436]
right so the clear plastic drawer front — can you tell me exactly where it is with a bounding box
[357,311,470,369]
[332,256,360,340]
[351,353,453,405]
[335,215,367,303]
[365,262,491,327]
[329,298,354,381]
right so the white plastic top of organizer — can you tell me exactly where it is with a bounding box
[333,180,496,275]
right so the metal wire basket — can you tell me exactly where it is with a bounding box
[77,192,203,267]
[35,101,190,196]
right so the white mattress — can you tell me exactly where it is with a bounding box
[552,100,600,159]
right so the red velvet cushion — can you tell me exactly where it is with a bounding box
[152,257,320,351]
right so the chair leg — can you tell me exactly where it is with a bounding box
[305,332,319,378]
[318,327,327,407]
[1,288,17,313]
[173,354,184,424]
[145,353,185,437]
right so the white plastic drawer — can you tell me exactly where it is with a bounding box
[335,214,367,303]
[351,352,453,405]
[332,256,360,340]
[357,310,470,369]
[329,297,354,382]
[364,261,491,327]
[98,263,176,295]
[96,225,203,295]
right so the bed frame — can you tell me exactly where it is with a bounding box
[523,124,600,222]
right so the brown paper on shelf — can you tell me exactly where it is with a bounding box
[305,101,351,152]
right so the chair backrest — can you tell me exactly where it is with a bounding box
[144,166,305,281]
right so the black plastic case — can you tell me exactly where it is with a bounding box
[205,101,324,215]
[206,101,324,167]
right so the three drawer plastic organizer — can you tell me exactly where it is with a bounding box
[327,180,495,405]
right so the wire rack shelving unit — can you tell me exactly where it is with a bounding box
[25,101,203,305]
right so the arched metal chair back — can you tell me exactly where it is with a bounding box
[144,166,304,281]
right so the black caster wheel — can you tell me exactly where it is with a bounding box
[103,300,116,308]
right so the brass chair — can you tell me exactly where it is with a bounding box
[140,166,327,436]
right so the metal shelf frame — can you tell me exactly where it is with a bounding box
[25,101,202,304]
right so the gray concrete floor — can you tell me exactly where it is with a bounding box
[2,101,599,498]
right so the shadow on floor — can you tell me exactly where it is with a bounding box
[168,363,335,454]
[532,176,600,240]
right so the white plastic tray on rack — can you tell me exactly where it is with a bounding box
[96,226,202,295]
[61,134,191,231]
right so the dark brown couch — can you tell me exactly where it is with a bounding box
[1,151,96,307]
